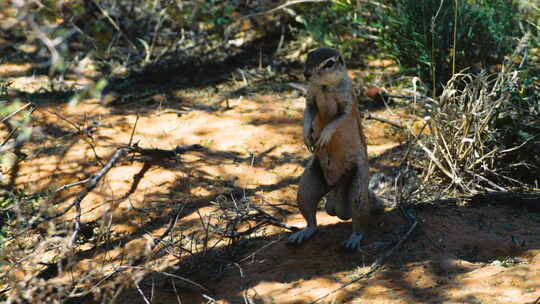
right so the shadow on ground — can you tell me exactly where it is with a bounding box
[114,185,540,304]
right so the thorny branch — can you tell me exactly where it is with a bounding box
[9,143,202,242]
[68,146,132,245]
[65,143,202,245]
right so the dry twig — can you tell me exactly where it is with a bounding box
[0,102,33,124]
[210,195,298,240]
[9,143,201,243]
[69,146,132,245]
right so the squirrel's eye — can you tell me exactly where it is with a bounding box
[322,59,336,69]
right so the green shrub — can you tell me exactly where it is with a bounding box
[374,0,521,94]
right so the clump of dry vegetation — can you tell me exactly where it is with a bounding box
[412,35,539,198]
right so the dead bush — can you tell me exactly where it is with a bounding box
[415,38,539,196]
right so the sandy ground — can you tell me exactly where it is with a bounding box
[2,61,540,304]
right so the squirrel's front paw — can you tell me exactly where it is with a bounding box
[315,129,333,150]
[304,132,315,152]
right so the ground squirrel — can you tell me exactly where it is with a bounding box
[287,47,381,250]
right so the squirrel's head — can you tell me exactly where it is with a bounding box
[304,48,348,87]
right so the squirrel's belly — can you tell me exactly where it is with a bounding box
[316,147,357,186]
[313,113,364,185]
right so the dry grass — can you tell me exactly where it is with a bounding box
[414,36,539,196]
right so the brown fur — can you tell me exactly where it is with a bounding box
[287,48,378,249]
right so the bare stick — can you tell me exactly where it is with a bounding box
[0,102,33,123]
[287,82,308,94]
[202,294,219,303]
[234,262,255,304]
[12,144,202,241]
[54,178,90,193]
[131,143,203,159]
[218,221,268,239]
[238,237,283,263]
[152,206,184,249]
[0,287,11,296]
[118,267,209,293]
[171,279,182,304]
[417,141,455,182]
[0,126,19,150]
[69,146,133,245]
[26,16,63,75]
[128,115,139,146]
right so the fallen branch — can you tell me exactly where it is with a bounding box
[6,143,203,243]
[69,146,132,245]
[253,207,299,232]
